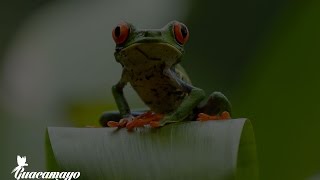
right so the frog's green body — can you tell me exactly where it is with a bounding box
[100,21,231,128]
[116,42,190,114]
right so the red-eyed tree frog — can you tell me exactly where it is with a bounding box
[100,21,231,130]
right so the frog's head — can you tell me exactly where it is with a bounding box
[112,21,189,69]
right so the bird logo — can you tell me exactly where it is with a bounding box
[11,155,28,174]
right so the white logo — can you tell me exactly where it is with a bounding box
[12,155,28,174]
[11,155,80,180]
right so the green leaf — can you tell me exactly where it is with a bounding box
[47,119,258,180]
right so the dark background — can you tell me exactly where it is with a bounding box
[1,0,320,179]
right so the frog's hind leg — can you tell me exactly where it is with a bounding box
[196,92,232,121]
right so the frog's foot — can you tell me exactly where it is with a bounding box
[149,120,169,128]
[107,117,132,128]
[197,111,231,121]
[126,112,163,130]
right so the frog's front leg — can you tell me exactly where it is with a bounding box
[103,76,136,128]
[196,91,232,121]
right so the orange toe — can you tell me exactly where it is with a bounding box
[118,119,128,127]
[197,113,219,121]
[126,119,147,130]
[107,121,120,127]
[197,112,231,121]
[220,111,231,119]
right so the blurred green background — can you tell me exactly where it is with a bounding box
[1,0,319,179]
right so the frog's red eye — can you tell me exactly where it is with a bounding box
[173,22,189,45]
[112,22,130,45]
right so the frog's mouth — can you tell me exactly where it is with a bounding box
[115,43,183,68]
